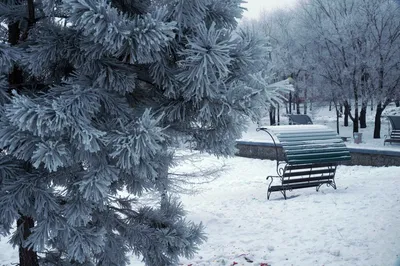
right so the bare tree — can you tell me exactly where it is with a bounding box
[361,0,400,138]
[256,0,400,138]
[296,0,377,133]
[258,9,316,116]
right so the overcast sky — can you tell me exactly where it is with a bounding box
[242,0,298,19]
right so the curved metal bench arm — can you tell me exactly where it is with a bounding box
[257,127,286,175]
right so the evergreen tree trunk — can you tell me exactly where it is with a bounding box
[17,216,39,266]
[8,2,39,265]
[8,22,23,88]
[359,101,367,128]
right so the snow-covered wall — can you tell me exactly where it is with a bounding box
[235,141,400,166]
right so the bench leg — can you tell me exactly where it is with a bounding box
[315,180,337,192]
[330,179,337,190]
[266,176,274,200]
[316,182,325,192]
[281,189,287,200]
[266,176,288,200]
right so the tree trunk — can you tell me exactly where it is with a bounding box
[304,88,307,115]
[303,101,307,114]
[17,216,38,266]
[336,108,340,134]
[396,100,400,107]
[370,98,374,111]
[296,101,300,114]
[269,107,276,126]
[288,92,292,114]
[353,106,359,133]
[277,104,280,125]
[373,99,390,138]
[353,83,359,133]
[329,101,332,111]
[373,66,386,137]
[359,101,367,128]
[344,99,357,132]
[373,103,384,139]
[8,22,23,89]
[344,103,350,127]
[293,91,297,112]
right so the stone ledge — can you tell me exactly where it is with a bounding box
[235,141,400,167]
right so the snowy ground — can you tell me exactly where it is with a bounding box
[133,153,400,266]
[136,105,400,266]
[1,105,400,266]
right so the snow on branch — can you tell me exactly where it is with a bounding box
[64,0,176,63]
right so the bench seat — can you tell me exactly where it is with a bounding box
[384,138,400,144]
[269,180,334,192]
[384,130,400,145]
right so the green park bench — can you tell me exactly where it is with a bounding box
[384,116,400,145]
[287,114,313,125]
[257,125,351,200]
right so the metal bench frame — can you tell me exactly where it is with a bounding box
[257,125,351,200]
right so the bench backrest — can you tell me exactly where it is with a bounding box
[387,116,400,131]
[259,125,351,165]
[288,114,313,125]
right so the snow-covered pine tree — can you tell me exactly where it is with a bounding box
[0,0,288,265]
